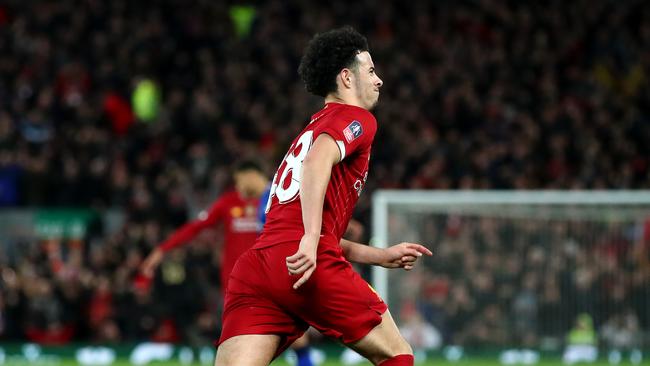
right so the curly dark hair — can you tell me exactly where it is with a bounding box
[298,26,369,97]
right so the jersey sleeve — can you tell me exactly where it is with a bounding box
[159,197,226,252]
[316,109,377,162]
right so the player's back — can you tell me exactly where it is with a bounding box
[256,102,377,250]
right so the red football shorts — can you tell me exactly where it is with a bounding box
[218,242,388,358]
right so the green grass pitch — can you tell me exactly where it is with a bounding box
[18,359,626,366]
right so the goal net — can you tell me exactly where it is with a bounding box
[371,190,650,351]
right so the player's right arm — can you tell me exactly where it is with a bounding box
[285,133,340,289]
[140,199,224,277]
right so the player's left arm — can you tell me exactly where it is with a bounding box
[340,239,432,270]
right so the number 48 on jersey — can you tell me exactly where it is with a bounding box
[265,131,314,212]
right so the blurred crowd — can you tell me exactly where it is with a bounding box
[392,213,650,350]
[1,0,650,347]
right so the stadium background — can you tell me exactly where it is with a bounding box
[1,0,649,365]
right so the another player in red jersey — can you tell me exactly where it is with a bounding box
[215,27,432,366]
[142,160,317,365]
[140,160,268,291]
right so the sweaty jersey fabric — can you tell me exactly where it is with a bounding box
[256,102,377,249]
[159,190,260,288]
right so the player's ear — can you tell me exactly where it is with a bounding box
[339,68,353,89]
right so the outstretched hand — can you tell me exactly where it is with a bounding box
[286,233,320,290]
[140,248,164,278]
[380,242,432,270]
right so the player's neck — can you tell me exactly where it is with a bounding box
[324,93,365,110]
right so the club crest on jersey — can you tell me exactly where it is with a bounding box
[343,120,363,143]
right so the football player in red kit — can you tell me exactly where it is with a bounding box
[141,161,317,366]
[140,160,268,291]
[215,27,432,366]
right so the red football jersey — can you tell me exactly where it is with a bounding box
[159,190,259,288]
[255,102,377,249]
